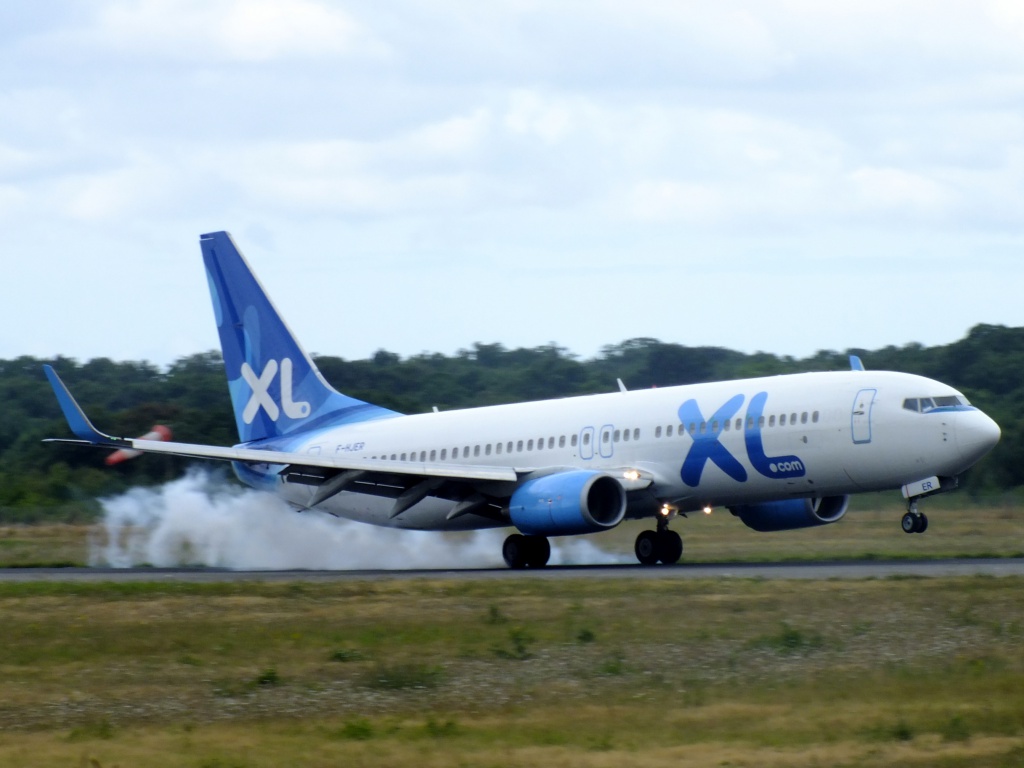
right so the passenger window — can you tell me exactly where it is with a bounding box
[391,454,396,460]
[559,436,566,448]
[496,443,502,455]
[603,432,611,443]
[722,420,729,432]
[655,426,662,438]
[700,422,707,434]
[485,444,492,456]
[613,430,621,442]
[420,451,427,462]
[759,416,765,428]
[689,423,697,434]
[474,446,480,457]
[666,425,673,437]
[527,439,534,451]
[801,412,808,424]
[622,429,629,442]
[791,413,797,425]
[507,441,513,453]
[572,434,578,447]
[634,428,640,440]
[452,447,459,459]
[769,415,776,427]
[430,450,437,461]
[400,453,407,461]
[517,440,524,451]
[812,411,819,423]
[582,434,590,446]
[440,449,447,460]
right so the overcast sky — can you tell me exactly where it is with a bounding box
[2,1,1022,368]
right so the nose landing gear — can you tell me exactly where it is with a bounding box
[901,499,929,534]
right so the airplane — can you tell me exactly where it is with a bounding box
[43,231,1001,568]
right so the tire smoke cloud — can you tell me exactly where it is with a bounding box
[91,470,624,569]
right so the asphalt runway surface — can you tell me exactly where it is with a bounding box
[1,558,1022,583]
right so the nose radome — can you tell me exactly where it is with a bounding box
[956,410,1001,467]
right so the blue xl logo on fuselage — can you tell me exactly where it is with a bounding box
[679,392,806,487]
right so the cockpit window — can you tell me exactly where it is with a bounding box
[903,395,971,413]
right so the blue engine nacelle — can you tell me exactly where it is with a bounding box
[509,470,627,536]
[729,496,850,532]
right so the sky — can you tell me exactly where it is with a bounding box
[2,1,1022,368]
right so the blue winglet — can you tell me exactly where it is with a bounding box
[43,365,125,445]
[849,355,865,372]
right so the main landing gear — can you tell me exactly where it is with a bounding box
[502,533,551,569]
[901,499,929,534]
[634,515,683,565]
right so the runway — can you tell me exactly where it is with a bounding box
[1,558,1022,582]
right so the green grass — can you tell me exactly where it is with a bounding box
[3,498,1022,569]
[0,576,1022,766]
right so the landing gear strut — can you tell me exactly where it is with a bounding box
[502,533,551,568]
[901,499,929,534]
[634,515,683,565]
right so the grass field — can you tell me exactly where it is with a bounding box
[1,495,1021,568]
[0,498,1021,766]
[0,575,1022,767]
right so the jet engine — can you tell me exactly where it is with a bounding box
[509,470,627,536]
[729,495,850,532]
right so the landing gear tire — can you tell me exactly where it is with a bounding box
[635,530,660,565]
[503,534,528,568]
[901,511,929,534]
[635,529,683,565]
[502,534,551,569]
[526,536,551,568]
[656,530,683,565]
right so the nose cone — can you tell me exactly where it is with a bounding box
[956,410,1001,467]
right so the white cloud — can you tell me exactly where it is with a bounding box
[848,167,953,215]
[44,151,188,221]
[503,90,580,144]
[74,0,385,62]
[1,2,1022,363]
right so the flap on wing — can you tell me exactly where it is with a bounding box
[127,438,519,482]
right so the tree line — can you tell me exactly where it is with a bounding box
[1,324,1021,521]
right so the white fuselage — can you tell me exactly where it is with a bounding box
[241,369,998,531]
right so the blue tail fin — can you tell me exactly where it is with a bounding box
[201,231,399,444]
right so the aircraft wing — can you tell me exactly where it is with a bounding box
[42,365,518,484]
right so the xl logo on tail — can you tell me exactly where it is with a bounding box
[241,358,312,424]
